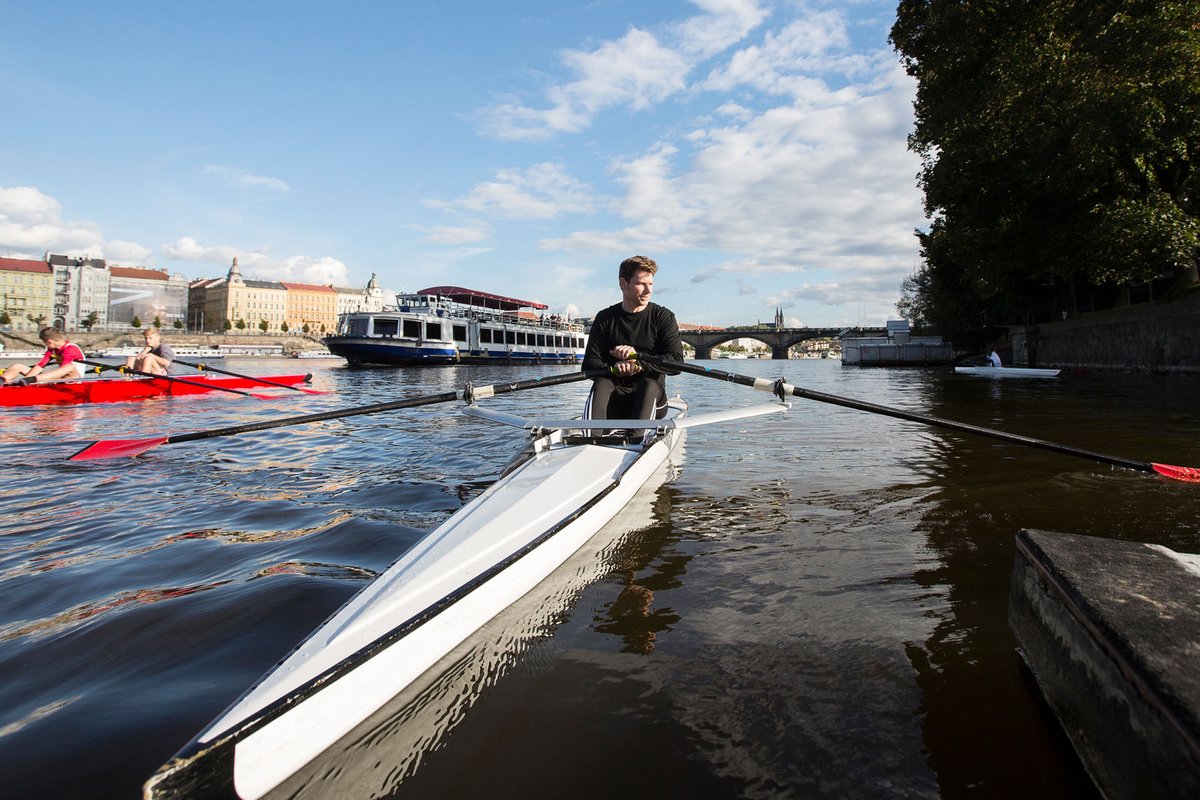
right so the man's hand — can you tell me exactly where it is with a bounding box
[609,345,642,376]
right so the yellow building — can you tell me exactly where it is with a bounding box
[281,282,338,335]
[0,257,55,332]
[193,258,287,332]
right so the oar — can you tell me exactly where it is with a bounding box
[68,369,607,461]
[172,359,327,395]
[634,353,1200,484]
[78,359,278,400]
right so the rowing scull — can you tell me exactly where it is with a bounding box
[145,394,789,799]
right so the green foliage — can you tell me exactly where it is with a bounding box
[153,316,162,329]
[81,311,99,331]
[0,310,10,326]
[892,0,1200,346]
[173,319,183,329]
[224,319,233,331]
[280,321,289,333]
[258,319,269,333]
[235,319,246,330]
[131,316,142,328]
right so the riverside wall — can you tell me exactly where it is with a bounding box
[1010,289,1200,374]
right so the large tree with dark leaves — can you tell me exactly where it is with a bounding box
[891,1,1199,347]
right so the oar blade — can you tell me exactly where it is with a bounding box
[1151,463,1200,483]
[69,436,170,461]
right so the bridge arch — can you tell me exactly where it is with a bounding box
[677,327,883,359]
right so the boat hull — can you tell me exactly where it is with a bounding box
[146,402,687,799]
[954,366,1061,378]
[0,374,312,406]
[323,336,458,366]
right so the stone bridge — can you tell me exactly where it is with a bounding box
[678,327,886,359]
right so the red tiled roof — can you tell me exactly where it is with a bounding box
[110,266,168,280]
[0,257,52,273]
[280,282,336,293]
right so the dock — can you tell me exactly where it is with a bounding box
[1009,529,1200,798]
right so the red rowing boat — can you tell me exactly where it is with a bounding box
[0,374,313,406]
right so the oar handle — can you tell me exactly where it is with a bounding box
[634,353,1194,481]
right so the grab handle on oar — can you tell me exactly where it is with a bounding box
[68,368,608,460]
[78,359,277,400]
[172,359,327,395]
[632,353,1200,484]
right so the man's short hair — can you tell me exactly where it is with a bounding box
[619,255,658,282]
[39,326,65,342]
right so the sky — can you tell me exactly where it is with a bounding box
[0,0,925,328]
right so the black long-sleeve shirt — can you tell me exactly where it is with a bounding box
[583,302,683,382]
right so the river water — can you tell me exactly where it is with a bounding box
[1,358,1197,799]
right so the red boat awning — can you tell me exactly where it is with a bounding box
[417,286,548,311]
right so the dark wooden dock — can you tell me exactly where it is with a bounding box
[1010,529,1200,798]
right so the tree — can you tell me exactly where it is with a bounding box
[224,319,233,331]
[280,321,290,333]
[258,319,269,333]
[153,316,162,329]
[236,319,246,331]
[81,311,100,331]
[891,1,1200,347]
[0,310,10,327]
[173,319,183,329]
[301,323,310,334]
[131,316,142,328]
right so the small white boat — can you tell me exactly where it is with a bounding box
[954,365,1061,378]
[145,394,789,799]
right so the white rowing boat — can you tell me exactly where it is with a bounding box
[145,394,789,799]
[954,365,1061,378]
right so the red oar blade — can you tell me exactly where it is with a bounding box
[69,436,170,461]
[1152,463,1200,483]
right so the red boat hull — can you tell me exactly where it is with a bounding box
[0,374,312,406]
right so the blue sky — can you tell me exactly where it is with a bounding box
[0,0,924,328]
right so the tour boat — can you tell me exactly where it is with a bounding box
[324,286,586,366]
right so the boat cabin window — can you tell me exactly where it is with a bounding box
[347,318,368,336]
[453,324,467,341]
[554,335,562,347]
[373,318,398,337]
[403,320,421,338]
[516,332,526,346]
[536,334,546,347]
[427,322,442,340]
[505,330,516,345]
[480,328,493,344]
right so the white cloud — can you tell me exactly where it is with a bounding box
[436,163,598,220]
[422,223,492,245]
[276,256,349,285]
[0,185,148,262]
[162,236,243,265]
[204,164,291,192]
[161,236,347,284]
[477,0,768,142]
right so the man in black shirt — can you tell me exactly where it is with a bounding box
[583,255,683,419]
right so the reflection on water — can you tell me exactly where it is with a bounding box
[0,360,1196,798]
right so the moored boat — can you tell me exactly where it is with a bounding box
[0,373,312,406]
[324,286,586,366]
[954,365,1061,378]
[144,394,789,799]
[97,346,226,360]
